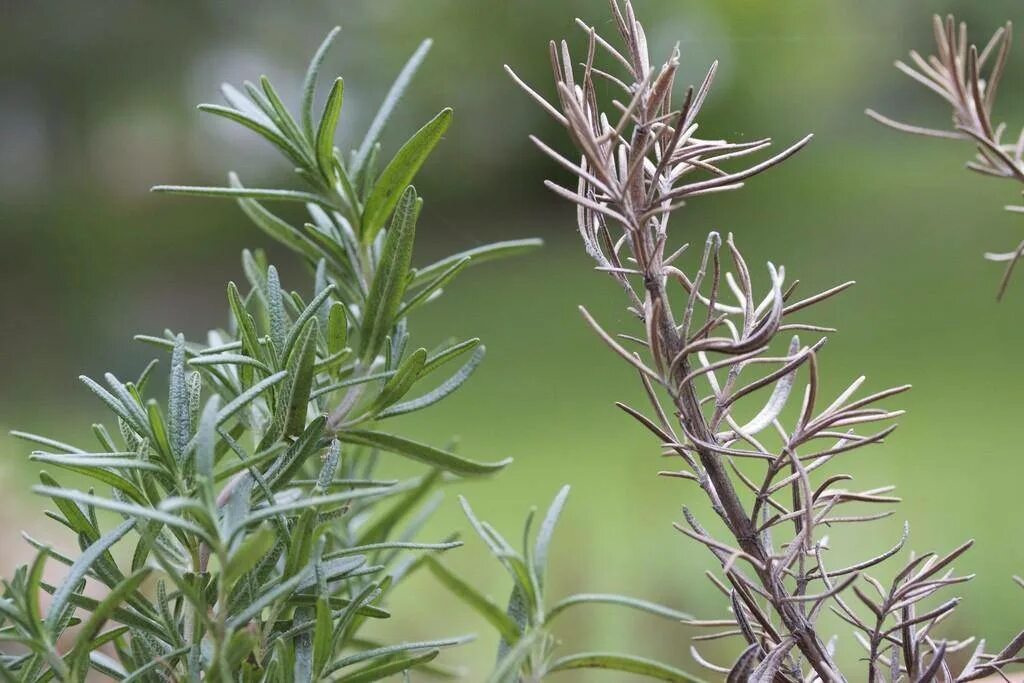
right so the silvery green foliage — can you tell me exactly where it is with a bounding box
[3,28,539,681]
[429,486,703,682]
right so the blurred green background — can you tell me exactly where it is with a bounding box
[3,0,1024,678]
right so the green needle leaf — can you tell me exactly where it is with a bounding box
[302,26,342,141]
[222,524,276,588]
[396,256,470,318]
[215,370,287,426]
[44,518,136,635]
[226,564,313,630]
[329,635,473,673]
[230,173,313,256]
[360,186,419,360]
[316,77,345,177]
[152,185,327,206]
[28,454,151,504]
[338,650,440,683]
[378,346,484,419]
[198,104,306,166]
[337,430,511,476]
[67,568,153,680]
[278,318,319,438]
[546,653,707,682]
[546,593,693,624]
[267,265,288,355]
[410,238,544,288]
[363,347,426,416]
[533,484,570,588]
[168,334,190,462]
[326,301,348,355]
[487,629,542,683]
[425,557,521,644]
[34,487,209,541]
[194,396,221,484]
[360,109,450,243]
[283,284,336,361]
[312,596,333,676]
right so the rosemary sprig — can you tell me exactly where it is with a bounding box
[868,14,1024,300]
[512,2,1024,680]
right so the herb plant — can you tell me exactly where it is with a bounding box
[867,14,1024,299]
[2,27,542,681]
[430,486,699,681]
[6,5,1024,683]
[509,1,1023,680]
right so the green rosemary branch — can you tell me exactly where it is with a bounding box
[2,26,539,681]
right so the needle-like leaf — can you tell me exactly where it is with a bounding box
[360,110,450,243]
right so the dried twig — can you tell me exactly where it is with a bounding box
[514,2,1020,680]
[868,15,1024,299]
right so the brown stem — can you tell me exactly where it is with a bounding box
[649,273,846,683]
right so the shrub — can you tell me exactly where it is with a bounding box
[1,17,699,683]
[3,27,542,681]
[509,1,1023,680]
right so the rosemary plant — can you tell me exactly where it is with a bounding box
[867,15,1024,299]
[510,1,1023,681]
[2,28,541,681]
[430,486,700,682]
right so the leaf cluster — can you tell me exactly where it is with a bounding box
[3,26,539,682]
[429,487,702,682]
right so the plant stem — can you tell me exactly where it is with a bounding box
[645,239,845,682]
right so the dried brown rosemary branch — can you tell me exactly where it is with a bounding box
[867,14,1024,300]
[511,2,1022,681]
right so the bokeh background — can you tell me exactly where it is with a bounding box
[3,0,1024,679]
